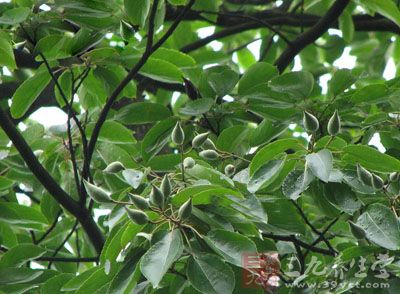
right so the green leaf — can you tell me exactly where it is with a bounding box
[238,62,278,96]
[152,48,195,68]
[282,168,314,200]
[216,125,249,153]
[0,7,30,25]
[343,145,400,172]
[204,229,257,267]
[204,65,239,96]
[361,0,400,28]
[75,267,113,294]
[269,71,314,99]
[0,244,46,268]
[248,158,286,193]
[0,202,48,227]
[186,164,234,188]
[250,138,303,175]
[124,0,150,27]
[351,84,388,103]
[0,268,43,284]
[61,268,98,291]
[327,69,356,97]
[115,102,171,125]
[10,68,51,119]
[0,176,14,190]
[0,31,16,70]
[122,169,144,189]
[322,183,361,215]
[339,11,354,43]
[356,203,400,250]
[140,230,183,287]
[187,254,235,294]
[86,120,135,144]
[41,273,74,294]
[305,149,333,183]
[54,71,72,107]
[180,98,214,116]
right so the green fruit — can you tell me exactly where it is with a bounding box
[356,164,372,186]
[83,180,111,203]
[224,164,235,177]
[390,172,399,182]
[125,207,148,225]
[171,122,185,145]
[161,175,172,198]
[202,138,216,150]
[371,174,384,190]
[103,161,125,173]
[327,110,340,136]
[120,20,135,40]
[199,150,219,160]
[303,111,319,133]
[192,132,209,148]
[129,194,149,210]
[149,185,165,209]
[349,221,366,240]
[183,157,195,169]
[178,198,192,220]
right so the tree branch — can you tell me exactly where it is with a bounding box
[0,108,104,254]
[274,0,350,72]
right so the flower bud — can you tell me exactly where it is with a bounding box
[183,157,195,169]
[125,207,148,225]
[199,150,219,161]
[327,110,340,136]
[178,198,192,220]
[171,122,185,145]
[202,138,216,150]
[303,111,319,133]
[349,221,366,240]
[371,174,384,190]
[161,175,172,198]
[129,194,149,210]
[192,132,209,148]
[149,185,165,209]
[390,172,399,182]
[183,78,199,101]
[103,161,125,173]
[83,180,111,203]
[120,20,135,41]
[224,164,236,177]
[356,164,372,186]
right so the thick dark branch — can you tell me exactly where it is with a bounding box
[262,233,336,256]
[36,256,98,262]
[0,108,104,254]
[274,0,350,72]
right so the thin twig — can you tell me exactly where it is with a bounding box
[36,210,63,244]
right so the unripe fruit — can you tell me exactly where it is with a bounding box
[161,175,172,198]
[356,164,372,186]
[171,122,185,145]
[303,111,319,133]
[349,221,366,239]
[183,78,199,101]
[149,185,165,209]
[199,150,219,160]
[120,20,135,40]
[103,161,125,173]
[178,198,192,220]
[224,164,236,177]
[327,110,340,136]
[83,180,111,203]
[129,194,149,210]
[371,174,384,190]
[192,132,209,148]
[125,207,148,225]
[390,172,399,182]
[183,157,195,169]
[202,138,216,150]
